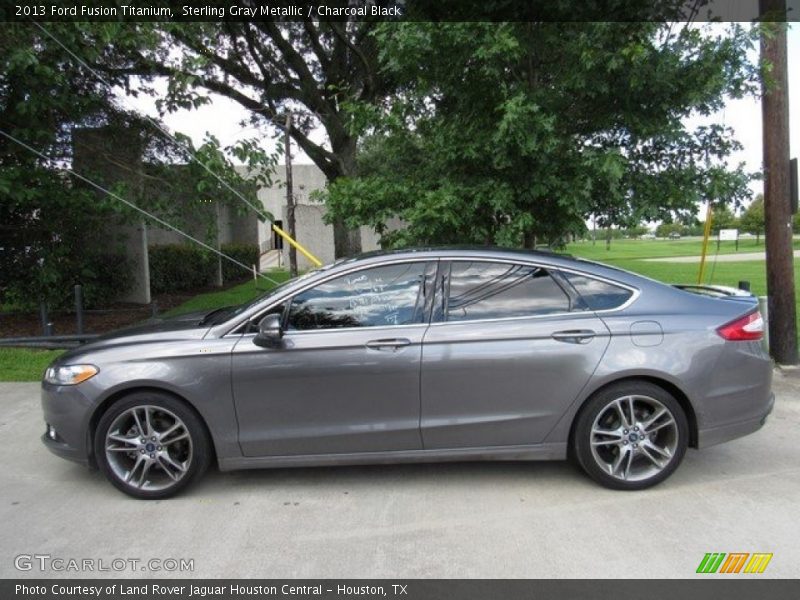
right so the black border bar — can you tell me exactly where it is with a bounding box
[2,0,799,23]
[4,580,800,600]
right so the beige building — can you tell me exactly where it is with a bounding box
[247,163,385,271]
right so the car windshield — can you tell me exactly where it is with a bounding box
[200,267,330,326]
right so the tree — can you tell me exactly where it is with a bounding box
[0,24,268,309]
[90,20,391,257]
[740,194,765,242]
[655,223,684,238]
[0,23,136,308]
[709,204,739,234]
[323,21,758,249]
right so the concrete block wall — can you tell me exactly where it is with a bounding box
[281,204,336,270]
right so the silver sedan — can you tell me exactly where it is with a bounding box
[41,248,773,498]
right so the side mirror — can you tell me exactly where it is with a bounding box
[253,313,283,347]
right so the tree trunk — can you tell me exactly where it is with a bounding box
[328,135,362,259]
[522,231,536,249]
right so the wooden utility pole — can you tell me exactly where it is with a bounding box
[284,111,298,277]
[760,0,798,364]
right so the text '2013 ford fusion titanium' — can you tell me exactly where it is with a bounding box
[41,248,774,499]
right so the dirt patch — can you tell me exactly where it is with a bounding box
[0,292,195,338]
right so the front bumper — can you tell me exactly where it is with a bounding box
[696,392,775,449]
[40,382,95,467]
[41,432,90,466]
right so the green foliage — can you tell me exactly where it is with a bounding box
[1,23,276,309]
[94,20,385,183]
[622,225,650,238]
[1,24,137,308]
[654,222,705,238]
[221,243,260,283]
[324,21,759,249]
[740,195,765,241]
[1,249,132,310]
[148,245,216,294]
[709,205,740,233]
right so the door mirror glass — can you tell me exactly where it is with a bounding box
[254,313,283,347]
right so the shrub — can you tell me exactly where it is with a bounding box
[221,243,259,283]
[0,250,132,310]
[79,253,133,308]
[148,244,216,294]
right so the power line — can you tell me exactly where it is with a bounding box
[32,20,274,225]
[0,127,280,286]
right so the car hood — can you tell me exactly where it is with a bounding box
[55,311,212,364]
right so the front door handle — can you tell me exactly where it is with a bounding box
[551,329,596,344]
[366,338,412,351]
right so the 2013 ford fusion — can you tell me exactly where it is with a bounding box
[41,248,773,498]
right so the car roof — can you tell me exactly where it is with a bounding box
[330,246,647,287]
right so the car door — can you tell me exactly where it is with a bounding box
[420,260,611,449]
[232,260,436,457]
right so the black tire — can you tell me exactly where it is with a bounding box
[94,391,211,499]
[572,380,689,490]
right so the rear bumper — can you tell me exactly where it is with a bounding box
[697,392,774,449]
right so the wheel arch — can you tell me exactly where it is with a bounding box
[567,375,699,454]
[86,385,218,468]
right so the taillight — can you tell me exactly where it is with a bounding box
[717,311,764,341]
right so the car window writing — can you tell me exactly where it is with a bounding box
[446,262,570,321]
[287,262,428,330]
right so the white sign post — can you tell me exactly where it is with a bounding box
[719,228,739,250]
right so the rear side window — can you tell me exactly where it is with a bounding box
[561,272,633,311]
[446,262,570,322]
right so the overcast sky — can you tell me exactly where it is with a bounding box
[124,23,798,210]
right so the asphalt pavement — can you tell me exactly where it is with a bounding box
[1,371,798,579]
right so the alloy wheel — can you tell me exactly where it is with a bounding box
[104,405,193,492]
[589,394,679,482]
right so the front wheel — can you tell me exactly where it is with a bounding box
[573,381,689,490]
[94,392,211,499]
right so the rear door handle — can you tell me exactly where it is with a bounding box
[551,330,596,344]
[366,338,412,351]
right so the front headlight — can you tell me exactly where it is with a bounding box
[44,364,99,386]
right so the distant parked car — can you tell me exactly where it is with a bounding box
[41,247,773,498]
[668,232,681,240]
[640,233,656,240]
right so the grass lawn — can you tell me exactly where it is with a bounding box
[1,271,293,381]
[163,270,293,317]
[0,348,63,382]
[568,242,800,341]
[567,237,799,261]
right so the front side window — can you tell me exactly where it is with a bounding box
[446,261,570,322]
[287,262,429,331]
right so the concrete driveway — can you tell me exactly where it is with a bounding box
[1,372,798,579]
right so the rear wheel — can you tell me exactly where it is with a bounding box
[94,392,210,499]
[573,381,688,490]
